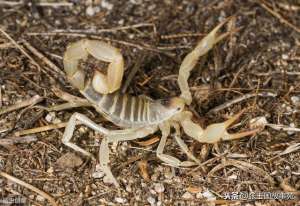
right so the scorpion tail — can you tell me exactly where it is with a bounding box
[178,16,237,105]
[63,39,124,94]
[63,39,89,90]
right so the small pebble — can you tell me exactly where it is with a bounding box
[196,192,203,199]
[250,116,268,129]
[150,189,156,195]
[103,175,114,185]
[115,197,127,204]
[282,54,289,60]
[125,185,132,192]
[202,190,216,201]
[227,174,237,180]
[147,196,156,205]
[92,164,105,179]
[101,0,113,10]
[45,112,55,122]
[86,6,95,16]
[154,183,165,193]
[291,96,300,107]
[288,123,296,135]
[36,195,45,202]
[182,192,193,199]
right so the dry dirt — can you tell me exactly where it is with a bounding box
[0,0,300,205]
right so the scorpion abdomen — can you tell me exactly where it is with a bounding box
[81,82,169,128]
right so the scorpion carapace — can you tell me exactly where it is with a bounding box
[62,17,259,187]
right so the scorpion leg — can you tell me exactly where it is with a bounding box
[172,122,200,166]
[156,123,196,167]
[62,112,111,159]
[99,126,158,187]
[178,17,234,105]
[62,112,158,187]
[62,112,146,157]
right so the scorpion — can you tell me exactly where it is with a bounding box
[62,18,259,187]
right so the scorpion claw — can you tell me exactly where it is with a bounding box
[178,109,258,144]
[200,109,258,143]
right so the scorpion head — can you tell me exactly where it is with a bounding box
[149,96,185,122]
[167,97,185,112]
[154,97,185,118]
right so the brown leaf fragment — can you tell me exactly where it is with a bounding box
[56,152,83,169]
[138,160,150,182]
[280,178,298,192]
[186,186,202,194]
[135,136,160,146]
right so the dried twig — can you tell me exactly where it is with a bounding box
[121,54,145,93]
[209,92,277,113]
[268,143,300,162]
[267,124,300,132]
[207,159,275,185]
[0,27,42,71]
[47,102,92,112]
[160,32,204,39]
[23,40,64,75]
[0,135,37,146]
[26,32,175,57]
[53,23,154,34]
[0,1,73,7]
[0,171,58,206]
[135,136,160,146]
[0,42,14,49]
[14,122,68,136]
[137,160,150,182]
[258,0,300,33]
[0,95,43,116]
[0,86,2,107]
[52,88,89,103]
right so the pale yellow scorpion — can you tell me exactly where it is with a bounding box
[62,19,258,187]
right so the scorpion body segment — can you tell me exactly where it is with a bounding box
[61,19,259,187]
[81,83,184,128]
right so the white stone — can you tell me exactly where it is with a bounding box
[202,190,216,201]
[182,192,193,199]
[154,183,165,193]
[227,174,237,180]
[282,54,289,60]
[45,112,55,122]
[92,170,105,179]
[103,175,114,184]
[291,96,300,106]
[101,0,113,10]
[36,195,45,202]
[288,123,296,135]
[86,6,95,16]
[147,196,156,205]
[250,116,268,129]
[115,197,127,203]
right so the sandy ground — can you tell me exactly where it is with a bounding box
[0,0,299,205]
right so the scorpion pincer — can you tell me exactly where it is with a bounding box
[62,18,259,187]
